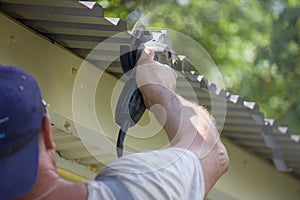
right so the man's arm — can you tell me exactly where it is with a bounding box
[136,50,229,196]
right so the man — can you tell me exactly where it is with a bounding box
[0,50,229,200]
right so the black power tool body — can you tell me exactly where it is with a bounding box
[115,22,177,157]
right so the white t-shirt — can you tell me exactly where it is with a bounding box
[86,148,205,200]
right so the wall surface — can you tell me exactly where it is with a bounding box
[212,137,300,200]
[1,12,300,200]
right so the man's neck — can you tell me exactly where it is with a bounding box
[14,170,88,200]
[37,180,88,200]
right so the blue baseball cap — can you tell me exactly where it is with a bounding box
[0,66,46,200]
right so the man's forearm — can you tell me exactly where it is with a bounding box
[142,84,204,150]
[143,84,229,196]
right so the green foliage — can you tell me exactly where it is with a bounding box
[98,0,300,134]
[253,5,300,133]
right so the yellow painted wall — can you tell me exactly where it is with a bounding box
[213,137,300,200]
[1,12,300,200]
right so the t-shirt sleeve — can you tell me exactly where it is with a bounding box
[85,178,117,200]
[88,148,205,200]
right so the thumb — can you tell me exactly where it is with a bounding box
[137,49,155,65]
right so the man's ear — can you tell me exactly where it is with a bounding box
[41,115,55,150]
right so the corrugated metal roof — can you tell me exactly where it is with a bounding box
[1,0,299,180]
[0,0,130,76]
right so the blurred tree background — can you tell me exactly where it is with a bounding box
[96,0,300,134]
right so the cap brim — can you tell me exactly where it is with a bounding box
[0,133,39,200]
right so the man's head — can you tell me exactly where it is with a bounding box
[0,66,46,200]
